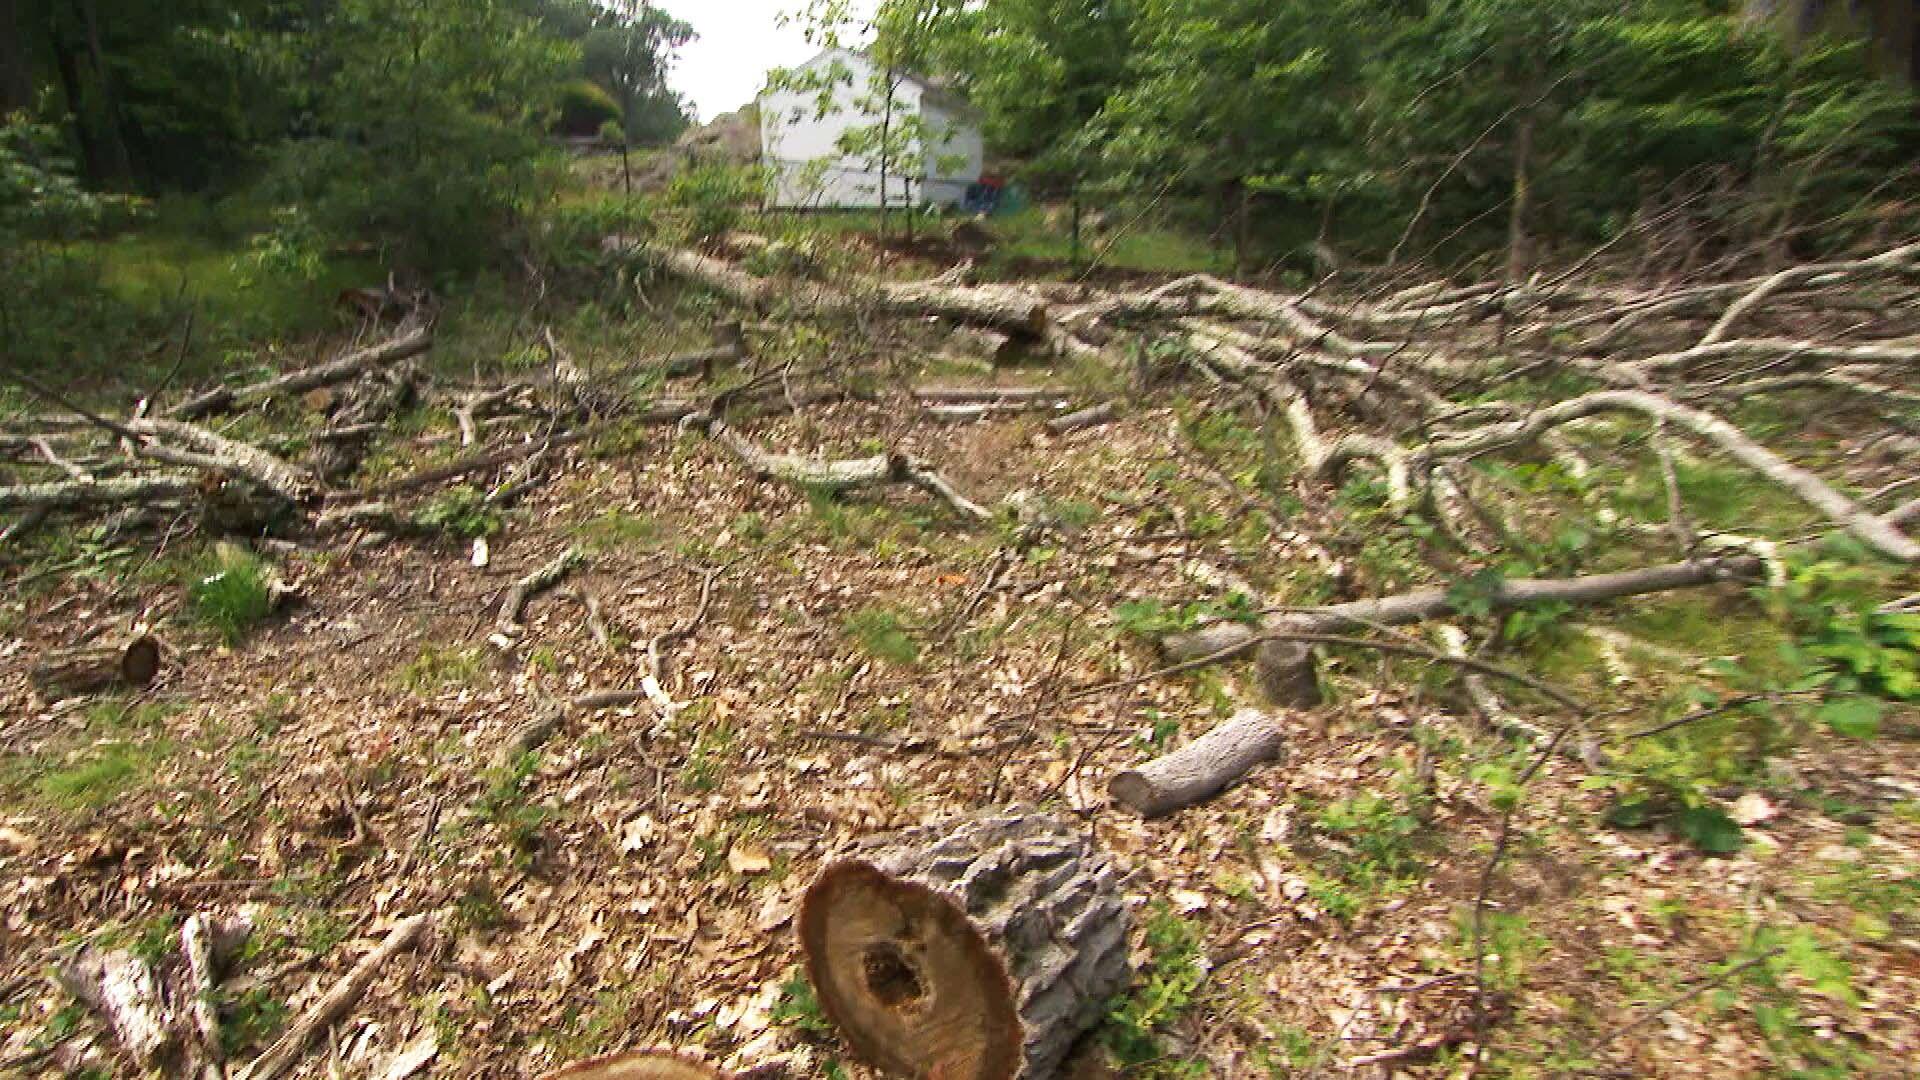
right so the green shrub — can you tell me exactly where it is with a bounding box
[557,80,623,137]
[666,164,768,241]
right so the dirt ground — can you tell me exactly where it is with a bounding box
[4,255,1920,1080]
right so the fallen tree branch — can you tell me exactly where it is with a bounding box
[0,474,199,511]
[127,418,316,503]
[495,547,586,640]
[1400,389,1917,560]
[239,913,431,1080]
[169,324,434,420]
[698,415,993,521]
[1160,555,1765,663]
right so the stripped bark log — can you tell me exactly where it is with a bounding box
[799,809,1129,1080]
[169,324,433,420]
[1161,555,1766,663]
[1109,708,1286,817]
[29,634,162,699]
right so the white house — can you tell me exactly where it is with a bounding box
[759,48,984,211]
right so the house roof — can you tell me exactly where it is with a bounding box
[771,46,978,121]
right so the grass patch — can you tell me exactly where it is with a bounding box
[187,545,278,645]
[571,510,662,552]
[34,739,173,811]
[844,606,920,666]
[394,644,489,693]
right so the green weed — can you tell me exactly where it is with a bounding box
[393,645,488,693]
[1103,901,1208,1077]
[188,545,277,645]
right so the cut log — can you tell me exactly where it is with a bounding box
[1045,402,1119,437]
[948,326,1018,366]
[29,634,162,699]
[307,365,419,480]
[1109,709,1286,817]
[799,808,1130,1080]
[537,1050,735,1080]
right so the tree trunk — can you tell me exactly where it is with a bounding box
[1507,103,1537,283]
[73,0,133,185]
[28,634,162,699]
[1109,709,1287,817]
[0,0,32,114]
[799,808,1130,1080]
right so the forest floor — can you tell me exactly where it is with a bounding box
[3,205,1919,1080]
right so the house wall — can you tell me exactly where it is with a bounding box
[760,47,981,210]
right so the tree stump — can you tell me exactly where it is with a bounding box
[29,634,162,699]
[537,1050,733,1080]
[799,809,1131,1080]
[1108,709,1286,818]
[1255,639,1321,707]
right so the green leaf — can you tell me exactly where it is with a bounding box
[1674,805,1745,854]
[1816,696,1882,739]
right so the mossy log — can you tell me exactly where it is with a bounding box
[29,634,162,699]
[799,808,1130,1080]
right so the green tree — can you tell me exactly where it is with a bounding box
[267,0,574,272]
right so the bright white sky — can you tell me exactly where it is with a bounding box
[654,0,879,122]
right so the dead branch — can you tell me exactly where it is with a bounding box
[239,913,431,1080]
[495,547,586,639]
[1161,555,1765,663]
[0,473,199,511]
[170,323,433,420]
[1399,390,1917,560]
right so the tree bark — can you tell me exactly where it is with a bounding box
[800,809,1130,1080]
[1109,709,1287,817]
[29,634,161,699]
